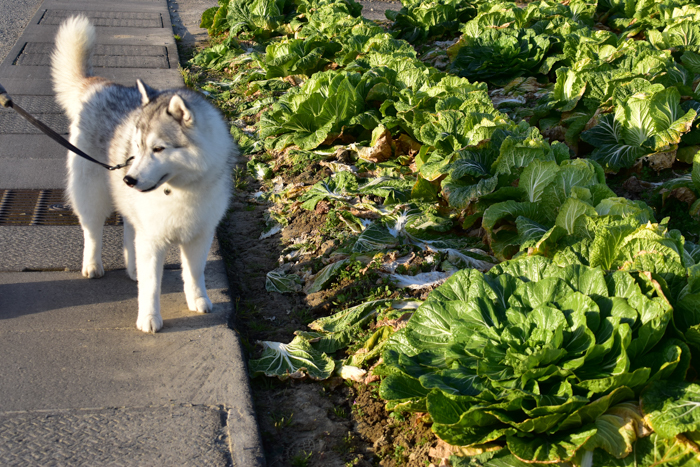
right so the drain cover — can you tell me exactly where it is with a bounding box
[0,189,122,226]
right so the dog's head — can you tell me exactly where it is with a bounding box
[123,80,216,192]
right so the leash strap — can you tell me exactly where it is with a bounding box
[0,83,133,171]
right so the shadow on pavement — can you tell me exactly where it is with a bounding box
[0,269,229,332]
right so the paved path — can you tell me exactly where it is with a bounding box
[0,0,43,64]
[0,0,264,465]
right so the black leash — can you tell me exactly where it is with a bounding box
[0,82,132,171]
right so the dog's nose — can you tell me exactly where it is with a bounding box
[123,175,138,187]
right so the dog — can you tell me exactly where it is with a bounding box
[51,16,236,332]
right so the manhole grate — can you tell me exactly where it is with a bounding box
[0,189,122,226]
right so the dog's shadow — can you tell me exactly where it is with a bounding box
[0,268,230,333]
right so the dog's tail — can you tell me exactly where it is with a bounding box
[51,15,98,120]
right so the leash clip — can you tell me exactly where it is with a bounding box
[107,157,134,171]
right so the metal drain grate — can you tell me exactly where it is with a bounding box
[0,189,122,226]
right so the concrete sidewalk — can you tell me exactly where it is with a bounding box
[0,0,264,465]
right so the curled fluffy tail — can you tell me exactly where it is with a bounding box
[51,15,96,120]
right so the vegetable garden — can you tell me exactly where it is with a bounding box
[186,0,700,465]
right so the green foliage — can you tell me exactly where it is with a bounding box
[226,0,295,37]
[380,256,689,463]
[190,2,700,464]
[450,28,553,82]
[263,36,340,78]
[249,336,336,379]
[581,85,697,172]
[259,70,369,150]
[386,0,477,44]
[299,172,358,210]
[190,43,241,70]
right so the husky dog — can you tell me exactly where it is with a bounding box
[51,16,236,332]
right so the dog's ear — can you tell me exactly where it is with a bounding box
[167,94,193,127]
[136,79,156,106]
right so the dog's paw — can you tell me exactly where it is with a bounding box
[82,262,104,279]
[136,313,163,333]
[188,296,212,314]
[126,265,137,282]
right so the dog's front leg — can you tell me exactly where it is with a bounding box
[134,237,167,333]
[123,219,137,281]
[180,231,214,313]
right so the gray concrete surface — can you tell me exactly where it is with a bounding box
[0,226,182,271]
[0,0,44,64]
[0,406,231,466]
[167,0,217,53]
[0,0,265,465]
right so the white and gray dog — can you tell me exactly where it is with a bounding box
[51,16,237,332]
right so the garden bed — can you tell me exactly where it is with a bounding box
[179,0,700,465]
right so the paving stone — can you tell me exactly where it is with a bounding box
[23,42,167,55]
[0,95,62,113]
[39,10,164,28]
[15,52,170,68]
[0,225,182,271]
[0,112,68,134]
[50,0,165,3]
[15,42,172,70]
[0,406,230,467]
[0,0,265,464]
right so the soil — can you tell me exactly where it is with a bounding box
[287,163,332,186]
[281,209,327,243]
[170,2,441,464]
[353,385,435,467]
[218,170,439,466]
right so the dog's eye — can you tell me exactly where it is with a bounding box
[152,146,165,153]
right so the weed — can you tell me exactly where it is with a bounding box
[252,376,279,391]
[237,301,262,321]
[334,432,357,455]
[366,283,395,302]
[291,308,314,325]
[332,406,347,419]
[369,381,381,398]
[351,402,365,418]
[233,166,249,191]
[393,445,406,462]
[249,320,272,332]
[319,210,344,237]
[389,411,406,422]
[336,260,367,282]
[239,336,255,354]
[179,65,201,89]
[290,450,313,467]
[173,34,181,41]
[271,411,294,430]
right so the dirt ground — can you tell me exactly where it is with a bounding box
[166,1,443,465]
[217,173,438,467]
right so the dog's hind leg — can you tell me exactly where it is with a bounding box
[123,218,137,281]
[180,231,214,314]
[134,236,167,333]
[66,148,111,279]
